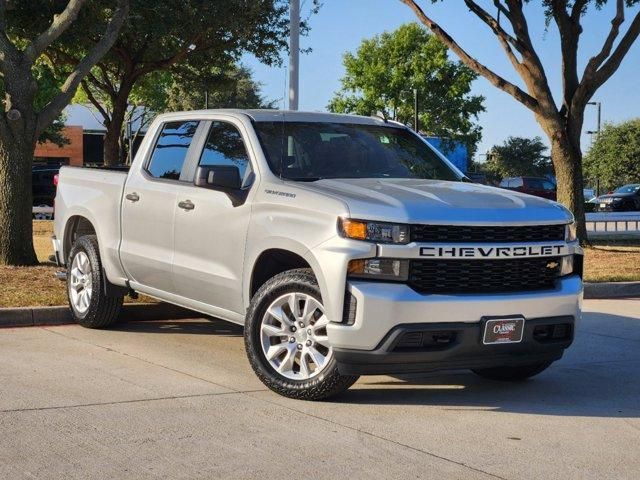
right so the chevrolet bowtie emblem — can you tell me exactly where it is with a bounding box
[546,261,559,269]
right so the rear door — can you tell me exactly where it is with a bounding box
[171,118,255,314]
[120,120,203,293]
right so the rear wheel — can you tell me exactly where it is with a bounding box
[472,361,552,381]
[244,268,359,400]
[67,235,123,329]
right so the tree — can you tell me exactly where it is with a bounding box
[52,0,289,166]
[0,0,128,266]
[328,23,485,155]
[483,136,551,182]
[165,64,275,112]
[584,119,640,190]
[399,0,640,242]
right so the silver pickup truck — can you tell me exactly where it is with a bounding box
[53,110,583,400]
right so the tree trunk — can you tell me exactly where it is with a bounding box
[548,130,588,243]
[0,126,38,266]
[102,81,134,166]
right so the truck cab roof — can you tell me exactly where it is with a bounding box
[154,109,405,127]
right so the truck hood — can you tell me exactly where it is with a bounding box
[300,178,572,225]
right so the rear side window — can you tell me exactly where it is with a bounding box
[147,121,199,180]
[199,121,250,179]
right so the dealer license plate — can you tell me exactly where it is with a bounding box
[483,317,525,345]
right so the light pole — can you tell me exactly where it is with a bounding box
[413,88,419,133]
[289,0,300,111]
[587,101,601,135]
[586,101,602,196]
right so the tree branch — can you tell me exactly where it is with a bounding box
[583,0,625,79]
[81,79,110,124]
[549,0,581,114]
[24,0,87,63]
[464,0,519,49]
[502,0,557,114]
[35,0,129,137]
[591,8,640,91]
[570,0,588,21]
[464,0,530,83]
[398,0,540,113]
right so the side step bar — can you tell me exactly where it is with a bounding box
[55,271,67,281]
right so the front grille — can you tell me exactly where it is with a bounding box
[408,257,561,294]
[410,224,566,243]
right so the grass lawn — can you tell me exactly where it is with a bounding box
[1,221,639,308]
[0,221,154,308]
[583,245,640,283]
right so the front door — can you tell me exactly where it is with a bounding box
[172,119,254,314]
[120,120,201,293]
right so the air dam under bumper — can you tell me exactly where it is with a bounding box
[334,316,574,376]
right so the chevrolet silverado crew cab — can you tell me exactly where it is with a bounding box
[53,110,583,400]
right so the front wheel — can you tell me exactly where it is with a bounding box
[67,235,123,329]
[244,268,359,400]
[472,361,552,381]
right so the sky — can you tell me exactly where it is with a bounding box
[242,0,640,160]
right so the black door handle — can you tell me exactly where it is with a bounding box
[178,200,195,211]
[125,192,140,202]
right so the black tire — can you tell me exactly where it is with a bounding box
[244,268,359,400]
[67,235,123,329]
[472,361,552,381]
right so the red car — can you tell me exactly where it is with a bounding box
[499,176,557,200]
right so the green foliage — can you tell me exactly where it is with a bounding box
[166,65,274,112]
[483,137,552,182]
[583,119,640,190]
[32,62,69,147]
[328,23,484,155]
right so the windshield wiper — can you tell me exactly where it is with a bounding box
[283,176,322,182]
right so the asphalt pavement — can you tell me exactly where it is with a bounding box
[1,299,639,479]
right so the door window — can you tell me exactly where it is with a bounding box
[199,122,251,181]
[147,121,199,180]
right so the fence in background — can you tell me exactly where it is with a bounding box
[586,212,640,237]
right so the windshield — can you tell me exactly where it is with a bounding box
[253,121,461,182]
[614,184,640,194]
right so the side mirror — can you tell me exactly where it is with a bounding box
[195,165,242,191]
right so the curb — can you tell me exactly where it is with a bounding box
[0,303,199,328]
[584,281,640,299]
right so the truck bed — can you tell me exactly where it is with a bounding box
[53,166,129,283]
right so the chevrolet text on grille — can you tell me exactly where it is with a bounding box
[419,244,566,258]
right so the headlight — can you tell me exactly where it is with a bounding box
[559,255,574,276]
[565,222,577,242]
[348,258,409,281]
[339,218,409,244]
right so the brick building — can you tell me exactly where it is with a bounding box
[34,126,85,166]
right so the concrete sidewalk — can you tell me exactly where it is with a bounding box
[1,299,639,479]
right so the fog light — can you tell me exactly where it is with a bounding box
[560,255,574,276]
[348,258,409,281]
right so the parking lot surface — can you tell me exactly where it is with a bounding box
[1,299,639,479]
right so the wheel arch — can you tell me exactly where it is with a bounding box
[245,242,329,313]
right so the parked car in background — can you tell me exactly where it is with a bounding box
[583,188,596,201]
[499,176,557,200]
[32,165,60,220]
[595,184,640,212]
